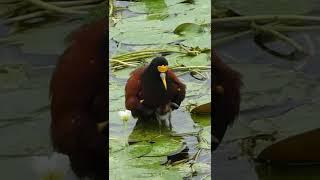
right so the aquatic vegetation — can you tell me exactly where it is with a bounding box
[109,0,211,179]
[213,0,320,57]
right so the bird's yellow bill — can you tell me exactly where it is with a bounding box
[160,74,167,90]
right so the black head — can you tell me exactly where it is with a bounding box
[143,56,169,91]
[148,57,169,73]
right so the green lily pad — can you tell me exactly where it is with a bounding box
[147,136,185,157]
[172,163,194,177]
[166,53,210,67]
[110,160,184,180]
[109,138,125,153]
[180,53,210,66]
[109,82,124,100]
[112,68,135,79]
[109,136,185,179]
[191,114,211,127]
[113,30,182,45]
[181,32,211,49]
[174,23,204,36]
[112,0,210,46]
[109,0,211,178]
[109,27,119,40]
[128,142,153,158]
[193,162,211,174]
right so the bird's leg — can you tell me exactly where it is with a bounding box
[154,103,174,134]
[137,103,155,117]
[157,115,162,135]
[168,113,172,131]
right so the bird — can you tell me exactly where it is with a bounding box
[49,17,240,179]
[212,51,243,151]
[49,18,107,180]
[125,56,186,127]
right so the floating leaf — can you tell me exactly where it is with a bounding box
[167,53,210,67]
[129,0,201,14]
[127,142,153,158]
[112,68,135,79]
[109,138,125,153]
[109,0,211,178]
[181,32,211,49]
[128,0,169,14]
[146,136,185,157]
[193,162,211,174]
[174,23,204,36]
[128,118,185,157]
[109,82,125,112]
[113,0,210,45]
[113,30,182,45]
[191,114,211,127]
[172,163,193,177]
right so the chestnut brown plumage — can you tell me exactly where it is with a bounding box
[213,51,242,150]
[49,19,107,180]
[125,57,186,118]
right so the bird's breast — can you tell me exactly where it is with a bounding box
[141,89,175,107]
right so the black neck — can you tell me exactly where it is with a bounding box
[141,66,172,107]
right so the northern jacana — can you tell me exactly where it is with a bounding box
[49,17,241,180]
[125,56,186,126]
[50,19,107,180]
[213,52,242,150]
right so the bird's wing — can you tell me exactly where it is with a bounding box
[125,67,145,110]
[167,69,186,105]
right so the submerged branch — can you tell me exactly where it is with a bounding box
[172,66,211,70]
[26,0,87,14]
[213,15,320,24]
[251,22,305,53]
[212,30,252,47]
[110,48,210,75]
[110,59,138,67]
[3,11,47,24]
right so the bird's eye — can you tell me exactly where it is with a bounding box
[157,65,168,73]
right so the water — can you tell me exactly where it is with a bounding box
[214,29,320,179]
[0,20,57,179]
[0,1,319,179]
